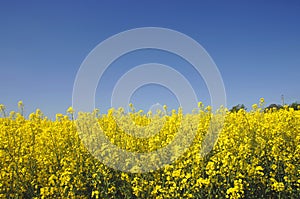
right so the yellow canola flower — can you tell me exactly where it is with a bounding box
[0,101,299,198]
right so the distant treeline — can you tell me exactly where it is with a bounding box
[229,102,300,112]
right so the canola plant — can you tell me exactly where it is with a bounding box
[0,100,299,198]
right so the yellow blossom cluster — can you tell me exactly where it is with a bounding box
[0,100,299,198]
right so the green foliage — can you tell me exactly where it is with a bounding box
[229,104,246,112]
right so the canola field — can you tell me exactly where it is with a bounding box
[0,100,300,198]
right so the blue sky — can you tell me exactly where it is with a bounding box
[0,0,300,117]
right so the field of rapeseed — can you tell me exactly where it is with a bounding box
[0,100,300,198]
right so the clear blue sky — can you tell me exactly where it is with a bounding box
[1,0,300,117]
